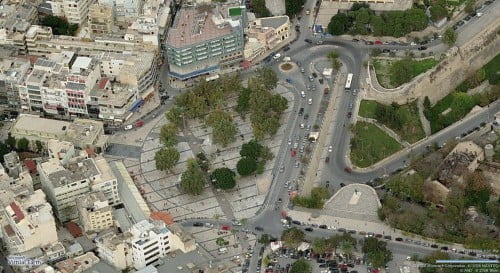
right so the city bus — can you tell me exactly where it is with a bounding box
[345,73,353,91]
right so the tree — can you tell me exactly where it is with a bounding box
[235,88,252,115]
[166,107,184,128]
[240,139,263,159]
[340,240,354,260]
[0,142,9,163]
[210,167,236,189]
[258,234,273,244]
[236,157,257,176]
[464,0,476,14]
[443,28,457,47]
[327,51,342,70]
[328,13,351,35]
[40,15,79,36]
[281,227,305,248]
[212,118,237,147]
[255,67,278,90]
[5,134,15,150]
[423,96,431,109]
[16,137,30,152]
[155,147,180,172]
[250,0,271,17]
[430,0,449,22]
[180,158,206,195]
[285,0,306,16]
[464,172,491,212]
[389,58,414,86]
[196,152,209,173]
[290,259,311,273]
[160,123,178,147]
[362,238,393,268]
[35,140,44,154]
[312,238,328,254]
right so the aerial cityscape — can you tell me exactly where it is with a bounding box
[0,0,498,272]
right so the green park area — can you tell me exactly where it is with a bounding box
[359,100,425,143]
[350,121,402,168]
[425,54,500,133]
[373,58,439,88]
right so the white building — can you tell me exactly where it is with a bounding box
[77,192,114,233]
[92,156,121,206]
[129,219,172,270]
[47,139,76,166]
[96,231,133,270]
[0,190,58,254]
[37,158,93,222]
[62,0,94,25]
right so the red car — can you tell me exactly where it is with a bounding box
[221,225,231,231]
[374,40,382,45]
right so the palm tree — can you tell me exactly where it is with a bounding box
[340,240,354,261]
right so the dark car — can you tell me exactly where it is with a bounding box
[383,235,392,240]
[418,46,427,51]
[347,112,352,118]
[431,244,439,248]
[468,252,477,256]
[338,228,346,232]
[295,25,300,31]
[319,225,327,229]
[441,246,449,251]
[395,237,403,241]
[325,157,330,163]
[283,46,290,52]
[312,72,318,78]
[325,181,330,188]
[292,220,301,225]
[348,230,356,234]
[382,49,390,53]
[305,39,313,43]
[344,168,352,174]
[255,226,264,231]
[193,222,204,227]
[319,78,324,84]
[319,264,329,268]
[305,227,313,232]
[340,183,346,187]
[464,15,472,21]
[298,107,304,116]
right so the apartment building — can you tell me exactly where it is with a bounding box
[0,189,58,254]
[98,0,142,27]
[88,79,140,123]
[88,3,115,36]
[129,219,171,270]
[0,57,30,115]
[10,114,109,152]
[62,0,94,25]
[77,192,114,233]
[38,157,95,222]
[95,231,133,270]
[91,156,121,206]
[0,3,38,54]
[165,2,246,82]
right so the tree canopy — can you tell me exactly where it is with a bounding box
[16,137,30,152]
[362,238,393,268]
[250,0,272,18]
[281,227,305,248]
[206,110,237,147]
[327,7,428,37]
[285,0,306,17]
[443,28,458,47]
[155,147,180,172]
[40,16,79,36]
[289,259,311,273]
[160,123,178,147]
[210,167,236,189]
[180,158,206,195]
[236,157,258,176]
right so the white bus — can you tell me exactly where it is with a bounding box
[345,73,353,90]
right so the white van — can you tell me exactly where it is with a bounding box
[218,247,228,254]
[124,124,133,130]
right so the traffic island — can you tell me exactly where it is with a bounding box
[280,62,293,71]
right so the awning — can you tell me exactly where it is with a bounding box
[129,99,143,112]
[141,87,155,100]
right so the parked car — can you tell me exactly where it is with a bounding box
[193,222,204,227]
[305,227,313,232]
[304,39,313,43]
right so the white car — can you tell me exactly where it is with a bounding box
[328,146,333,152]
[300,123,305,129]
[300,68,305,73]
[301,91,306,98]
[308,98,312,105]
[273,53,281,60]
[124,124,133,130]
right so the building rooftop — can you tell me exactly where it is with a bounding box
[78,192,110,212]
[13,114,69,136]
[167,4,241,48]
[257,15,288,29]
[40,157,101,188]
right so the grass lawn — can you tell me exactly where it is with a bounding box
[483,53,500,85]
[373,58,439,88]
[359,100,425,143]
[358,100,378,118]
[425,92,480,133]
[350,121,403,168]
